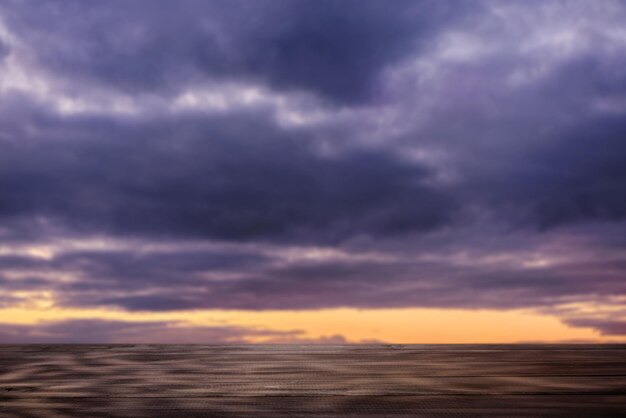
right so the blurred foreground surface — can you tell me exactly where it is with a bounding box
[0,345,625,417]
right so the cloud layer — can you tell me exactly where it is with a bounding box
[0,0,625,340]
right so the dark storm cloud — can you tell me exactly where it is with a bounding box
[1,0,624,241]
[0,0,464,104]
[0,97,456,243]
[513,116,626,227]
[459,113,626,230]
[90,252,626,312]
[459,53,626,229]
[56,249,267,278]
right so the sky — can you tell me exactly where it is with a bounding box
[0,0,625,344]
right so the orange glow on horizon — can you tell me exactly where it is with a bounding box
[0,299,623,344]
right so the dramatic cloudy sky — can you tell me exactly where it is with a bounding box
[0,0,625,343]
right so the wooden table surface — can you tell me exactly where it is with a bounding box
[0,345,625,417]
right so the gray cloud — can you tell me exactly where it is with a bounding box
[0,98,456,243]
[0,0,466,104]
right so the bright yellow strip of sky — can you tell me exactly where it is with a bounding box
[0,294,623,343]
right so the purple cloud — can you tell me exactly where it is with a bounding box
[0,0,625,340]
[0,319,361,344]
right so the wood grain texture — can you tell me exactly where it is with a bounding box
[0,345,624,417]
